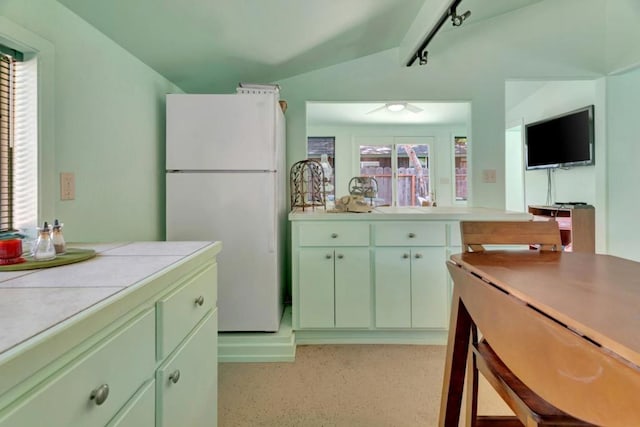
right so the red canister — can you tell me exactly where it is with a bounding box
[0,238,26,265]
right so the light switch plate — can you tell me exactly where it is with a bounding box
[60,172,75,200]
[482,169,497,183]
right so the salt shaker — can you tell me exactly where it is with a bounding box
[33,221,56,261]
[52,219,66,254]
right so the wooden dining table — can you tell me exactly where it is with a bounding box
[440,250,640,426]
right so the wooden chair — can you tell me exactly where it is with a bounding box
[459,221,592,427]
[461,220,562,253]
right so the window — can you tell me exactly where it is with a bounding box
[454,136,468,202]
[0,47,21,232]
[0,19,43,236]
[307,136,335,202]
[358,137,432,207]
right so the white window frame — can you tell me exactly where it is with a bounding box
[452,135,469,205]
[0,17,55,231]
[353,136,434,207]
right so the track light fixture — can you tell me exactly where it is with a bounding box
[451,8,471,27]
[418,50,428,66]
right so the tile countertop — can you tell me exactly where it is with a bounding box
[289,206,533,221]
[0,241,219,357]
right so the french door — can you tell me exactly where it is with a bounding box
[355,137,433,207]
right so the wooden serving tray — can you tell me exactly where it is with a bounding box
[0,248,96,271]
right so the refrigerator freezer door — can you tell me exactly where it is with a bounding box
[166,172,282,331]
[167,94,276,171]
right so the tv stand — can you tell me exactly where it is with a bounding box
[528,205,595,252]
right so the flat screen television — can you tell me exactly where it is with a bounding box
[525,105,594,170]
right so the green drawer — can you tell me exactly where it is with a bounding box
[298,222,370,246]
[0,309,155,427]
[374,222,446,246]
[157,263,217,360]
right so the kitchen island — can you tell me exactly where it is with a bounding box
[289,207,531,344]
[0,241,221,427]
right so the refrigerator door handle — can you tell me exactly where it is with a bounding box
[267,178,276,253]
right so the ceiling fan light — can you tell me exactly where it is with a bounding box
[386,102,406,112]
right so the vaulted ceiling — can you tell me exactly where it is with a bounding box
[57,0,542,94]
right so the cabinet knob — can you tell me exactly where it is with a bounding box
[337,254,344,259]
[195,295,205,306]
[89,384,110,406]
[169,369,181,384]
[415,253,423,259]
[408,233,416,238]
[325,254,332,259]
[403,253,410,259]
[331,233,338,238]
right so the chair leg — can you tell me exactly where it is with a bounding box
[465,324,479,427]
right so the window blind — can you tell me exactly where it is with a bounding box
[0,52,15,232]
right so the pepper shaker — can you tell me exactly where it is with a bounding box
[52,219,66,255]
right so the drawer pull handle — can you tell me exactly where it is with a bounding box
[331,233,338,238]
[403,253,410,259]
[169,369,181,384]
[337,254,344,259]
[325,254,332,259]
[195,295,205,306]
[90,384,110,406]
[408,233,416,238]
[415,253,423,259]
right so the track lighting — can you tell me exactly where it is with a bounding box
[451,8,471,27]
[406,0,472,67]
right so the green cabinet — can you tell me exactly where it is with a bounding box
[374,247,412,328]
[291,212,530,342]
[0,242,221,427]
[106,380,155,427]
[156,310,218,427]
[292,219,450,334]
[155,257,219,427]
[298,247,370,328]
[374,247,447,328]
[0,309,156,427]
[374,222,448,329]
[295,222,371,329]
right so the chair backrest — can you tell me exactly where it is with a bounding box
[460,220,562,252]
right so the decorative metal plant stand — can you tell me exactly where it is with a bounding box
[290,159,326,211]
[348,176,378,205]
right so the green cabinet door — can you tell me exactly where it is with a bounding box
[410,247,448,328]
[156,310,218,427]
[298,248,335,328]
[334,247,371,328]
[106,379,155,427]
[375,247,412,328]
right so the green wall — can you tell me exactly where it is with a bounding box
[0,0,182,242]
[2,0,640,257]
[277,0,606,210]
[277,0,640,256]
[607,67,640,261]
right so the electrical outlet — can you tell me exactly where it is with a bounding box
[60,172,75,200]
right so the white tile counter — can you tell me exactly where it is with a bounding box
[289,206,532,221]
[0,241,217,356]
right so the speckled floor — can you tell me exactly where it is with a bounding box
[218,344,511,426]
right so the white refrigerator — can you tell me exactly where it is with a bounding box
[165,92,285,332]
